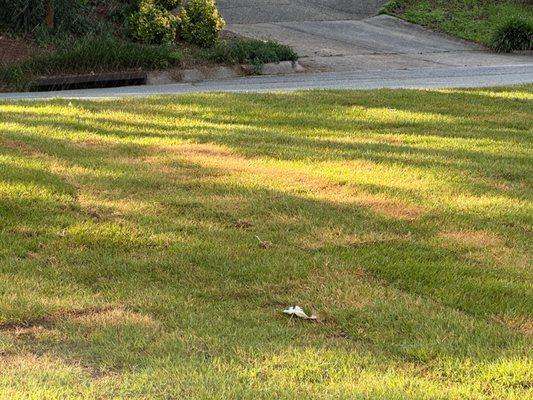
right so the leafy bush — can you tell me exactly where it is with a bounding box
[178,0,225,47]
[157,0,181,10]
[491,17,533,52]
[0,38,182,90]
[195,39,298,66]
[130,0,180,45]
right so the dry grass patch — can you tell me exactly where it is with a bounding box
[494,315,533,336]
[0,137,40,157]
[70,308,160,330]
[0,306,120,333]
[439,230,502,247]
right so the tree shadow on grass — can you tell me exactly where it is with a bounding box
[0,89,532,397]
[2,105,531,202]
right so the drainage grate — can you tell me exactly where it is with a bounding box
[29,71,147,92]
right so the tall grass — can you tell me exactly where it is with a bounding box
[194,39,298,66]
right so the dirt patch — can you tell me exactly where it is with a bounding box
[439,230,502,247]
[0,36,41,65]
[0,306,119,332]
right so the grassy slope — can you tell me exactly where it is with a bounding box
[383,0,533,46]
[0,87,532,399]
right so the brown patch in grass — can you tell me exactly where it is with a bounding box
[0,137,41,157]
[0,306,119,332]
[493,315,533,336]
[440,230,502,247]
[234,219,253,229]
[84,206,103,220]
[10,225,38,237]
[0,351,113,381]
[71,308,159,329]
[10,325,62,341]
[0,352,57,367]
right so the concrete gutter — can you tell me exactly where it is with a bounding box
[1,64,532,101]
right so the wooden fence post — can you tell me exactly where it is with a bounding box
[46,0,54,30]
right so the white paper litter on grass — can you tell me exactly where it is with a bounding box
[283,306,317,320]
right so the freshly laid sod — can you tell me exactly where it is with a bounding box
[0,87,532,399]
[383,0,533,47]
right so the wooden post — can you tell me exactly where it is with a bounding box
[46,0,54,30]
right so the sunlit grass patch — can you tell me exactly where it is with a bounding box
[0,86,532,399]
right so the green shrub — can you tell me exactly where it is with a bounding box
[0,38,182,90]
[178,0,225,47]
[157,0,181,10]
[195,39,298,66]
[491,17,533,52]
[130,0,179,45]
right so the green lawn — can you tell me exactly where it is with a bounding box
[383,0,533,46]
[0,87,532,399]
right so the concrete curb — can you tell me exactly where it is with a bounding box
[147,61,305,85]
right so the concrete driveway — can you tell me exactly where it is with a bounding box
[219,0,533,71]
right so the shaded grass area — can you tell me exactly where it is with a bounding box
[383,0,533,46]
[0,87,532,399]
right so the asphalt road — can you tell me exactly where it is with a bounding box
[1,64,532,101]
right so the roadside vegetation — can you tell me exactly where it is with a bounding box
[194,39,298,68]
[0,86,532,398]
[0,0,297,91]
[383,0,533,51]
[0,39,182,90]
